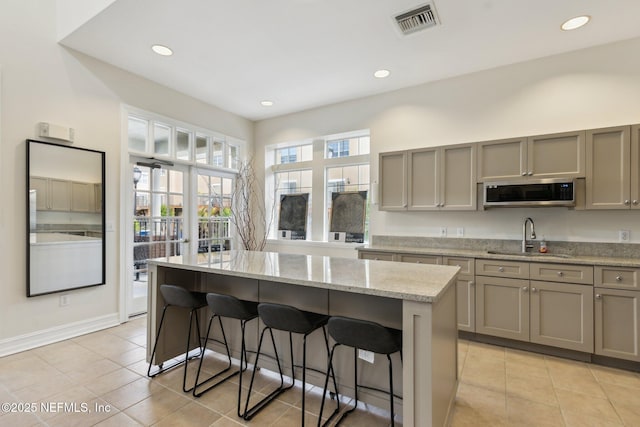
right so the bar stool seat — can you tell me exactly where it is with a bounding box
[147,284,207,393]
[243,303,339,426]
[193,292,259,418]
[318,316,402,426]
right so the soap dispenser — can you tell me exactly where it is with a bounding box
[539,237,548,253]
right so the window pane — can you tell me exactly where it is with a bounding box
[197,175,210,195]
[176,130,190,160]
[128,117,147,152]
[359,164,370,187]
[196,136,208,164]
[168,170,183,193]
[155,169,168,192]
[327,167,342,181]
[212,140,224,167]
[222,177,232,195]
[229,145,239,169]
[300,170,312,188]
[358,136,370,155]
[154,124,171,156]
[343,165,358,190]
[300,145,313,161]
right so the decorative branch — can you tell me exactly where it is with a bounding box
[229,159,276,251]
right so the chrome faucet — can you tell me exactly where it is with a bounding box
[522,217,537,253]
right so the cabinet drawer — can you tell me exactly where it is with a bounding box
[359,251,394,262]
[476,259,529,279]
[530,263,593,285]
[595,266,640,290]
[397,254,441,264]
[443,257,474,275]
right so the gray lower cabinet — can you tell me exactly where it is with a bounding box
[359,251,394,261]
[529,280,594,352]
[475,276,530,341]
[594,287,640,362]
[476,260,594,352]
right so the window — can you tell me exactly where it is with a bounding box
[266,130,370,241]
[176,129,191,161]
[325,136,370,158]
[276,144,312,164]
[128,117,148,152]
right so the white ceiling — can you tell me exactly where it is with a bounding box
[60,0,640,121]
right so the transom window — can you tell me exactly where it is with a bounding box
[325,136,370,158]
[276,144,313,164]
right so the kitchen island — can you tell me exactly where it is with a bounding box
[147,251,459,426]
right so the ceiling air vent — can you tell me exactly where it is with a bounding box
[394,3,439,35]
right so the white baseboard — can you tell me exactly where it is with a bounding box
[0,313,120,357]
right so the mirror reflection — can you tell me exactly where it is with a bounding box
[27,140,105,296]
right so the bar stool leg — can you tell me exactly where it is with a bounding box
[182,307,204,393]
[318,342,342,427]
[243,326,294,420]
[387,354,395,427]
[147,304,170,377]
[193,314,236,397]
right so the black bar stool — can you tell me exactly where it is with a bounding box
[193,292,259,418]
[318,316,403,427]
[243,302,339,426]
[147,284,207,393]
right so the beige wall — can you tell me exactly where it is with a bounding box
[0,1,252,347]
[255,36,640,247]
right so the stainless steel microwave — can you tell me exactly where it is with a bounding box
[483,178,576,208]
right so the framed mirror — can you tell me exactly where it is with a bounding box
[27,140,105,296]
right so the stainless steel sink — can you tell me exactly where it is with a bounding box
[486,250,573,259]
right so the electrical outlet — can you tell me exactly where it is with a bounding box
[456,227,464,237]
[439,227,447,237]
[59,295,70,307]
[358,349,374,364]
[619,230,630,242]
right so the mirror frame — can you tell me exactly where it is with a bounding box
[26,139,106,297]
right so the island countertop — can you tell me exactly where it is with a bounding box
[148,250,460,303]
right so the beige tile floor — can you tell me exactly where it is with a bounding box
[1,317,640,426]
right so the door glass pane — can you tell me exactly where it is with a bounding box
[154,124,171,156]
[169,170,183,193]
[176,130,190,161]
[196,135,208,164]
[128,117,147,152]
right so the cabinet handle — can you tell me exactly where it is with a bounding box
[531,287,537,293]
[616,275,623,281]
[416,261,422,264]
[469,281,475,286]
[595,294,602,299]
[624,200,631,206]
[633,200,639,205]
[527,171,533,176]
[522,286,528,291]
[557,271,564,277]
[498,267,505,272]
[521,172,527,176]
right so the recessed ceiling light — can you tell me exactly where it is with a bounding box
[561,15,590,31]
[151,44,173,56]
[260,100,274,107]
[374,69,391,79]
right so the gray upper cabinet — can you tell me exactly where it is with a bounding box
[379,151,407,211]
[407,143,476,211]
[71,182,95,212]
[477,137,527,182]
[30,177,72,211]
[585,125,635,209]
[477,131,585,182]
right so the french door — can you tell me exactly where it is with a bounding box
[128,160,190,316]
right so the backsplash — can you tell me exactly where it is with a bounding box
[371,235,640,259]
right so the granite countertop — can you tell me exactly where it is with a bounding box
[358,244,640,268]
[148,250,460,303]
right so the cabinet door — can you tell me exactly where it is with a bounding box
[527,130,585,178]
[49,179,71,211]
[595,287,640,362]
[457,276,475,332]
[379,151,407,211]
[595,266,640,290]
[407,148,438,210]
[475,276,530,341]
[631,124,640,209]
[476,137,526,181]
[71,182,93,212]
[529,281,594,352]
[585,126,631,209]
[94,183,103,213]
[441,144,476,210]
[30,177,49,210]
